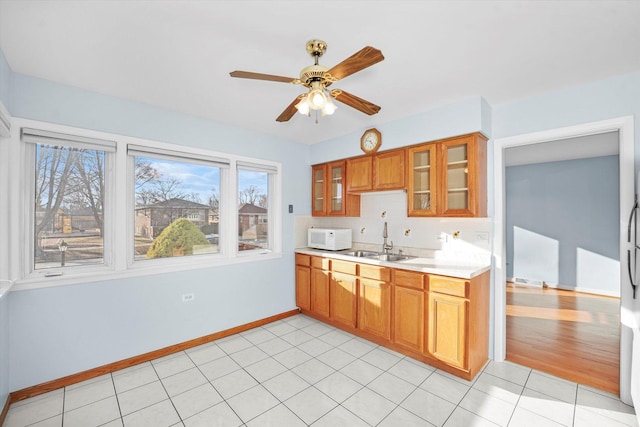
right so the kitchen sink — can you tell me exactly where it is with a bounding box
[367,253,415,262]
[341,250,382,257]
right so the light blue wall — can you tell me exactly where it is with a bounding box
[5,69,311,391]
[493,71,640,164]
[506,155,620,293]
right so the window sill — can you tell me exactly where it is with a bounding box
[0,280,14,299]
[12,251,283,292]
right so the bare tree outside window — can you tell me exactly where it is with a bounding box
[34,145,105,269]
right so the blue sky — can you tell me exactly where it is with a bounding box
[140,157,267,203]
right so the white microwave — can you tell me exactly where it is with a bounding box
[308,228,352,251]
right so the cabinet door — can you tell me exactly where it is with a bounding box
[374,149,405,190]
[311,268,330,318]
[393,286,425,353]
[347,156,372,192]
[407,144,437,216]
[438,135,487,217]
[295,265,311,311]
[327,161,347,215]
[428,292,468,369]
[311,164,326,216]
[358,278,391,340]
[330,272,357,328]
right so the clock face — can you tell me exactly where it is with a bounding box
[364,133,378,150]
[361,128,381,153]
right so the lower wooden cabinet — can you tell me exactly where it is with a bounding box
[428,292,468,369]
[294,253,489,381]
[330,272,357,328]
[358,278,391,340]
[393,285,425,353]
[310,267,330,318]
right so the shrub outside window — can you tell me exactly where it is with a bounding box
[132,155,222,260]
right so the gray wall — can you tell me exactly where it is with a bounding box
[506,155,620,294]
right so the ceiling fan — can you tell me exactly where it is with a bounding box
[230,40,384,122]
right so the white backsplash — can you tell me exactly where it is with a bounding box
[294,191,492,266]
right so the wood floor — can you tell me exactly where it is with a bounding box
[506,282,620,395]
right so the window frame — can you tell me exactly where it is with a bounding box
[236,164,279,256]
[11,118,283,291]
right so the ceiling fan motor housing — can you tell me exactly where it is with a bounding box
[299,64,330,88]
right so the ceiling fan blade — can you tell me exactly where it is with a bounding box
[276,96,303,122]
[330,89,381,115]
[325,46,384,81]
[230,70,297,84]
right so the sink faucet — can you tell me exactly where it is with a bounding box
[382,222,393,254]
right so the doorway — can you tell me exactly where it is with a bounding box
[492,116,635,405]
[503,134,620,393]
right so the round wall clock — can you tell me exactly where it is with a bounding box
[361,128,382,154]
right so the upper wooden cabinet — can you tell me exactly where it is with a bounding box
[407,133,487,217]
[346,149,405,193]
[312,161,360,217]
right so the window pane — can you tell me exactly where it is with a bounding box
[134,156,220,260]
[34,145,105,269]
[238,169,269,251]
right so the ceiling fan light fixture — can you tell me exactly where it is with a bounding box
[321,95,337,116]
[295,97,310,115]
[309,89,326,109]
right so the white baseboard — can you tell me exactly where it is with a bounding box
[508,277,619,297]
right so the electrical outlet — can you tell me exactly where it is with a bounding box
[182,293,195,302]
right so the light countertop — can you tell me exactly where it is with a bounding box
[296,248,490,280]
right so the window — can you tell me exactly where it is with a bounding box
[23,128,115,271]
[129,146,224,261]
[237,164,275,252]
[17,119,282,287]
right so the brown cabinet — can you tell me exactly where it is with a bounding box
[393,270,426,353]
[346,149,405,193]
[330,259,358,328]
[294,253,490,381]
[407,133,487,217]
[310,256,330,318]
[358,265,391,340]
[312,161,360,216]
[428,291,468,369]
[295,254,311,311]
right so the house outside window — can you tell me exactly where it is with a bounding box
[132,154,222,260]
[237,166,273,252]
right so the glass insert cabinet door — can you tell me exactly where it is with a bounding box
[407,144,437,216]
[444,142,469,210]
[312,164,326,215]
[329,162,344,214]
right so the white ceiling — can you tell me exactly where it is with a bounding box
[1,1,639,145]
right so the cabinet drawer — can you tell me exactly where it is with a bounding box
[311,256,330,270]
[332,259,357,275]
[359,264,391,282]
[394,269,425,290]
[296,254,311,267]
[429,275,469,298]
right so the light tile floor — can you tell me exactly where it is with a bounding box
[4,314,638,427]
